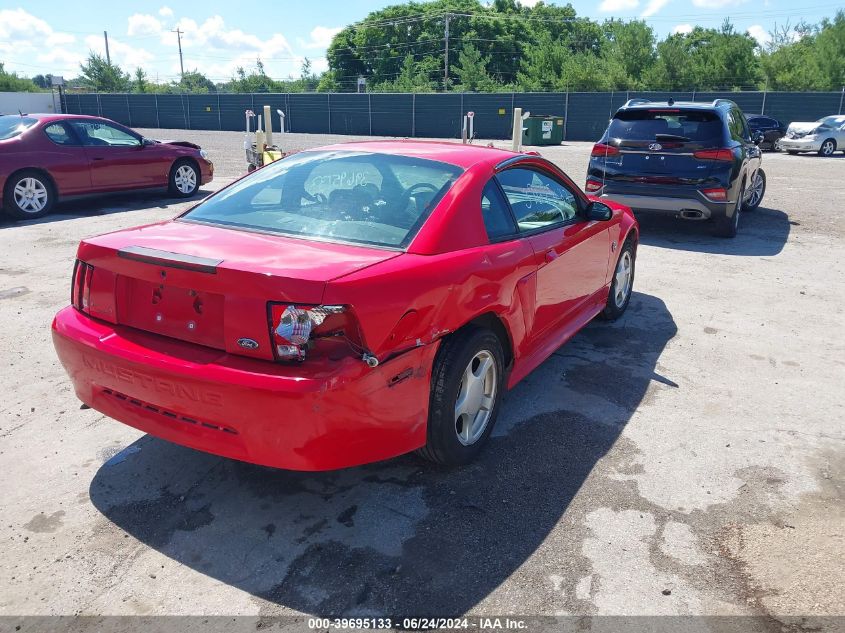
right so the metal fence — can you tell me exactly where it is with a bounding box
[60,90,845,142]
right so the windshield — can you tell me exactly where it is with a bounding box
[0,115,37,140]
[183,150,464,249]
[815,116,845,129]
[608,109,722,143]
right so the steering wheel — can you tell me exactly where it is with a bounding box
[398,182,440,215]
[304,191,327,205]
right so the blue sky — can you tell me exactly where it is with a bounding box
[1,0,842,82]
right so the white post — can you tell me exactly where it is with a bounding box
[468,110,475,142]
[461,116,468,144]
[512,107,522,152]
[263,105,273,146]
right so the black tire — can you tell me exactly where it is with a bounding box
[713,183,742,238]
[3,170,55,220]
[599,238,636,321]
[744,169,766,211]
[818,138,837,157]
[787,150,799,155]
[168,159,200,197]
[417,327,505,466]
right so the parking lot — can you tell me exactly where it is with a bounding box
[1,130,843,625]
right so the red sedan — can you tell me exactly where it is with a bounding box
[0,113,213,220]
[52,141,638,470]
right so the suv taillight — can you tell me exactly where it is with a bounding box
[268,304,360,362]
[693,148,734,161]
[585,179,602,192]
[591,143,620,157]
[701,187,728,201]
[71,259,94,313]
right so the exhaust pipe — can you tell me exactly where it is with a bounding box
[679,209,705,220]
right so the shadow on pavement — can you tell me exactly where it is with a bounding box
[0,188,214,230]
[90,291,676,615]
[637,206,791,257]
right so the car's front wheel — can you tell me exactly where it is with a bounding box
[600,239,635,320]
[418,327,505,466]
[3,170,55,220]
[818,139,837,157]
[744,169,766,211]
[168,160,200,197]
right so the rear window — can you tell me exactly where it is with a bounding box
[183,151,464,249]
[0,115,37,140]
[608,109,723,143]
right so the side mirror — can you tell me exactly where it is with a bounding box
[141,137,155,147]
[585,201,613,222]
[752,131,764,145]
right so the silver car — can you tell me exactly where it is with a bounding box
[780,115,845,157]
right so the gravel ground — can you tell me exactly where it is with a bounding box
[0,130,843,628]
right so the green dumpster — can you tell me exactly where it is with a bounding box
[522,115,565,146]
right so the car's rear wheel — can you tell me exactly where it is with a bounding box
[818,139,837,157]
[3,170,55,220]
[418,328,505,466]
[713,183,742,238]
[744,169,766,211]
[600,239,635,320]
[168,160,200,197]
[787,150,799,155]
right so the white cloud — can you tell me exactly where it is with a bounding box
[519,0,543,6]
[127,13,163,37]
[640,0,670,17]
[300,26,342,50]
[159,6,173,17]
[599,0,639,11]
[747,24,770,46]
[672,23,693,34]
[0,8,78,72]
[84,34,155,72]
[692,0,746,7]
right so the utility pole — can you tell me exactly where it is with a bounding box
[173,28,185,78]
[443,13,450,92]
[103,31,111,64]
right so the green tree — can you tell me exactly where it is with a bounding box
[602,20,656,88]
[178,70,216,93]
[372,54,436,92]
[0,63,41,92]
[79,53,130,91]
[452,44,498,91]
[133,68,148,93]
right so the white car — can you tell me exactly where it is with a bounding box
[780,115,845,157]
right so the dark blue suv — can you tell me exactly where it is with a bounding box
[586,99,766,237]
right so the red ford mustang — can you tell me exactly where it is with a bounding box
[52,141,638,470]
[0,113,213,220]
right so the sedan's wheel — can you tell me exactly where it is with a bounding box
[417,328,505,466]
[818,139,837,157]
[600,239,636,320]
[3,170,55,220]
[168,160,200,197]
[787,150,799,155]
[744,169,766,211]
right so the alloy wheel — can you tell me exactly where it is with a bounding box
[13,177,48,214]
[747,173,764,208]
[454,350,497,446]
[174,165,197,194]
[821,140,835,156]
[613,250,633,308]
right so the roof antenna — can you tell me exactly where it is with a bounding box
[668,97,675,106]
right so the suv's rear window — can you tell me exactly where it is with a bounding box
[608,109,723,143]
[0,115,37,140]
[183,150,464,249]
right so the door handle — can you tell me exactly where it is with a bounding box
[92,157,105,161]
[545,249,558,263]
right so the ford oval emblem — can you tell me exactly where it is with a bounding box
[648,142,662,151]
[237,338,259,350]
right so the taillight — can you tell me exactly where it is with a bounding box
[268,303,352,362]
[693,148,734,161]
[71,259,94,313]
[701,187,728,201]
[591,143,620,157]
[585,179,602,192]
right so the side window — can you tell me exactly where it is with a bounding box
[481,181,517,241]
[497,168,579,232]
[68,120,140,147]
[728,110,749,142]
[44,122,77,146]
